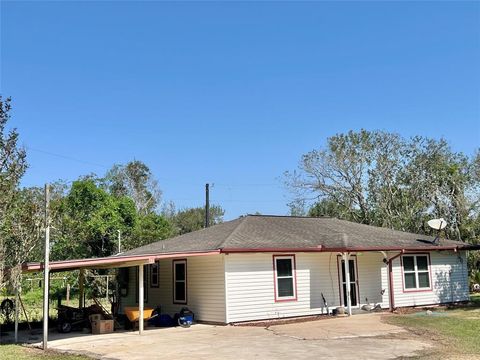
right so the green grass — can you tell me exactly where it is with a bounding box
[469,292,480,305]
[0,345,91,360]
[386,294,480,358]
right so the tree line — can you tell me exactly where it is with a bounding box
[0,96,224,288]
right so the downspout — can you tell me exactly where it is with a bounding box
[386,250,404,312]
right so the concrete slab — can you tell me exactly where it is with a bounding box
[6,314,431,360]
[268,313,405,340]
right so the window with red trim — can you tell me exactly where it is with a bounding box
[402,255,430,290]
[274,256,296,300]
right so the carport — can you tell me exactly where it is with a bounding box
[21,250,219,349]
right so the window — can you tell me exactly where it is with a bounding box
[273,255,297,301]
[150,261,159,288]
[402,255,431,291]
[173,259,187,304]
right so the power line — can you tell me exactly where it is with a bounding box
[24,145,283,189]
[214,182,279,187]
[26,146,108,169]
[25,145,199,185]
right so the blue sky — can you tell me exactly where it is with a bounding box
[1,1,479,220]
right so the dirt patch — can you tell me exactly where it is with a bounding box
[267,313,409,341]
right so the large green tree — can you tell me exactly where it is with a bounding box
[127,213,175,250]
[51,179,137,259]
[171,205,225,235]
[285,130,479,242]
[0,97,28,288]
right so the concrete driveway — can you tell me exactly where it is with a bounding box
[29,314,430,360]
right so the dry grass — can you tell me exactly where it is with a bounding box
[0,345,91,360]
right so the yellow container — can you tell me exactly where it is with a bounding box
[124,307,154,322]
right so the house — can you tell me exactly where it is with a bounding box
[21,214,478,331]
[115,215,476,324]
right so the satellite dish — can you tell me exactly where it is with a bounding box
[427,218,447,230]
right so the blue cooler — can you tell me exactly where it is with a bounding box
[178,307,194,327]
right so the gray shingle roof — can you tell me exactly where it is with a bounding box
[122,215,473,256]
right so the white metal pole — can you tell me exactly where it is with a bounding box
[14,285,19,343]
[106,275,109,302]
[42,184,50,350]
[66,283,70,306]
[117,230,121,254]
[138,265,144,335]
[343,252,352,316]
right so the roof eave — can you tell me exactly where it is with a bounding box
[220,245,476,253]
[22,250,221,273]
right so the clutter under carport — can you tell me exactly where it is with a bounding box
[57,298,118,334]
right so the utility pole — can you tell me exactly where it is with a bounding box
[205,183,210,228]
[117,230,121,254]
[42,184,50,350]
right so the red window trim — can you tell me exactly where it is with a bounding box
[172,259,187,304]
[336,255,360,307]
[272,254,298,303]
[400,253,433,293]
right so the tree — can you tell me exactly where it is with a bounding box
[127,213,174,250]
[308,198,352,219]
[172,205,225,235]
[285,130,479,243]
[104,160,162,214]
[285,130,395,224]
[287,199,306,216]
[2,187,44,291]
[51,179,137,259]
[0,96,28,289]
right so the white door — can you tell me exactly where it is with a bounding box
[339,256,359,307]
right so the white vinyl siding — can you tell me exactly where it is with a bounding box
[122,250,470,324]
[391,250,469,307]
[122,254,226,323]
[225,253,360,323]
[356,252,386,306]
[225,251,468,322]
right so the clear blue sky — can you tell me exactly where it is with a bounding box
[1,1,479,220]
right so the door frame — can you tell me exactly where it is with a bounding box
[336,255,360,308]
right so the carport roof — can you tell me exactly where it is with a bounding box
[122,215,479,256]
[22,251,220,272]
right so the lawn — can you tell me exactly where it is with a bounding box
[0,345,91,360]
[386,293,480,359]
